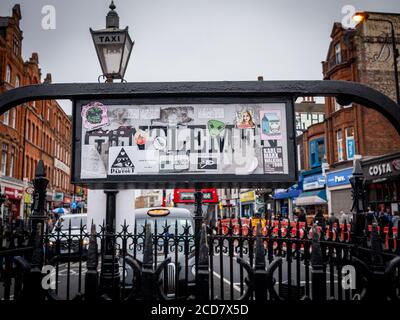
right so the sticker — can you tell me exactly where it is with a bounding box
[174,154,190,170]
[159,153,190,171]
[236,109,256,129]
[159,154,174,171]
[81,102,109,131]
[109,147,135,175]
[262,147,284,174]
[153,136,167,151]
[151,106,194,126]
[140,107,160,120]
[134,130,148,147]
[198,107,225,119]
[260,110,282,140]
[197,157,218,170]
[81,145,107,179]
[207,120,225,138]
[133,150,159,173]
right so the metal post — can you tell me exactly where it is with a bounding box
[254,223,268,300]
[100,190,120,299]
[311,225,326,301]
[350,159,367,246]
[194,187,204,274]
[196,225,209,300]
[30,160,49,244]
[85,224,99,301]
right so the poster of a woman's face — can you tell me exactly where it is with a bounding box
[236,109,256,129]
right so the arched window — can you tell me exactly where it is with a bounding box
[5,65,11,83]
[15,75,20,88]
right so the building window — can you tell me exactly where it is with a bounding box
[5,65,11,83]
[337,130,344,162]
[32,125,35,144]
[27,120,31,140]
[1,144,8,176]
[15,75,20,88]
[13,36,20,56]
[345,127,355,160]
[47,107,50,121]
[3,111,9,125]
[309,138,325,168]
[10,146,15,177]
[10,109,16,129]
[335,43,342,64]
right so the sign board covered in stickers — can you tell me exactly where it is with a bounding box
[73,96,296,189]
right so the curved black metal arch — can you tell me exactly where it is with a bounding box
[0,80,399,135]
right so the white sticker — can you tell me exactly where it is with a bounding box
[108,147,136,175]
[81,145,107,179]
[140,107,160,120]
[198,107,225,119]
[134,150,160,173]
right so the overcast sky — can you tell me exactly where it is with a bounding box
[1,0,399,114]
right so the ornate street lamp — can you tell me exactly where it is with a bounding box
[90,1,134,82]
[353,12,400,104]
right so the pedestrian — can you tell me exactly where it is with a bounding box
[313,210,325,227]
[339,210,351,225]
[296,209,307,223]
[366,206,376,225]
[391,211,399,228]
[327,212,338,227]
[46,214,54,232]
[378,208,389,227]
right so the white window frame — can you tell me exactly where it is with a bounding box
[1,144,8,176]
[15,75,20,88]
[5,65,11,83]
[345,128,355,160]
[11,109,16,129]
[337,130,344,162]
[335,43,342,64]
[3,111,9,125]
[9,147,15,177]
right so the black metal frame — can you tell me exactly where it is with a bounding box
[73,96,297,189]
[1,80,399,189]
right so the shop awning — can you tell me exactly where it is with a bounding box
[273,184,301,200]
[293,190,327,206]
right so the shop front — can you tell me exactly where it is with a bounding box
[326,167,353,216]
[1,185,23,221]
[362,151,400,213]
[273,184,302,219]
[294,172,327,217]
[240,191,256,218]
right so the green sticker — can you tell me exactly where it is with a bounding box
[208,120,225,137]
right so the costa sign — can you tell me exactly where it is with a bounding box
[368,163,392,176]
[366,158,400,178]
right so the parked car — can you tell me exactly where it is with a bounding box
[47,214,89,259]
[120,207,196,299]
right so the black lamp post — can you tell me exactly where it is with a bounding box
[353,12,400,104]
[90,1,134,83]
[90,1,134,299]
[349,159,368,246]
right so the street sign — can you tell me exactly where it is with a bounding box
[73,97,296,189]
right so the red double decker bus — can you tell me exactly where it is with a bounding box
[171,188,219,220]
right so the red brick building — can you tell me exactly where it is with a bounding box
[0,5,77,220]
[321,13,400,214]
